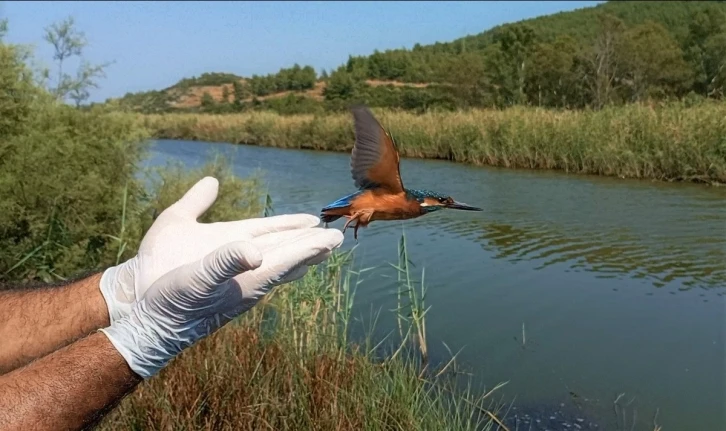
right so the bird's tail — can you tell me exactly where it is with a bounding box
[320,213,342,224]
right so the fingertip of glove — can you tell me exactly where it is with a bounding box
[289,213,321,227]
[167,176,220,220]
[192,176,220,195]
[321,228,345,249]
[201,176,218,183]
[225,241,264,270]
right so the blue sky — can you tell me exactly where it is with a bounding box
[2,1,602,102]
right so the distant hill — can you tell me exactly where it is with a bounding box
[163,78,427,109]
[421,1,719,57]
[108,1,725,113]
[341,1,725,83]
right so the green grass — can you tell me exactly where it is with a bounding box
[134,102,726,184]
[98,230,509,431]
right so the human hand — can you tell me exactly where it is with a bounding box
[99,176,323,324]
[100,215,344,379]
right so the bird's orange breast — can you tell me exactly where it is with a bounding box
[349,189,423,222]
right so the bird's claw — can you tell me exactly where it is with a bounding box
[342,214,363,241]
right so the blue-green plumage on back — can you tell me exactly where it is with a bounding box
[320,105,482,239]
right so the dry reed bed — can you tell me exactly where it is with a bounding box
[135,103,726,184]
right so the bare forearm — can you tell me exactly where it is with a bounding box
[0,272,110,374]
[0,331,141,430]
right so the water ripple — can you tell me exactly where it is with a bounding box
[436,219,726,290]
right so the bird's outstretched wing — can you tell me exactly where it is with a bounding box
[349,105,404,193]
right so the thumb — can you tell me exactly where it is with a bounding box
[168,176,219,220]
[190,241,264,288]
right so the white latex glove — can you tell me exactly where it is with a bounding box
[101,225,343,378]
[100,176,323,324]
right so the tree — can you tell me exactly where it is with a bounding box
[231,80,250,105]
[525,36,581,107]
[0,19,7,41]
[221,85,230,103]
[579,13,626,108]
[491,24,537,105]
[445,52,491,108]
[0,19,152,283]
[367,49,412,81]
[323,69,361,101]
[702,29,726,97]
[480,43,516,107]
[617,21,692,101]
[0,27,37,139]
[685,6,726,97]
[248,74,274,96]
[200,91,214,108]
[345,55,369,80]
[42,16,112,106]
[299,65,317,89]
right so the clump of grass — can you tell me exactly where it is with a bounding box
[135,102,726,184]
[98,228,507,431]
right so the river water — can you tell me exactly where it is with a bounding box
[145,139,725,431]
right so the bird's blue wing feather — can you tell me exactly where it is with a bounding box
[322,190,362,211]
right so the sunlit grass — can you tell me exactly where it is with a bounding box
[131,102,726,184]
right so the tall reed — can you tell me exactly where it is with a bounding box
[134,102,726,184]
[391,229,430,365]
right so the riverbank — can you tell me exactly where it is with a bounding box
[134,102,726,185]
[98,232,507,431]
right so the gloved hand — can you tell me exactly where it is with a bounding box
[100,176,324,324]
[101,225,344,378]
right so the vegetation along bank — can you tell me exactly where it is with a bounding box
[136,102,726,185]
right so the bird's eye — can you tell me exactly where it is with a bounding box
[438,197,447,203]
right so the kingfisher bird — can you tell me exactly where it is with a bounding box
[320,105,482,240]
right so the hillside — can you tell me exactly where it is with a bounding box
[109,1,726,113]
[165,79,430,109]
[412,1,721,61]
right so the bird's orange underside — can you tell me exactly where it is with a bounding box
[325,189,423,227]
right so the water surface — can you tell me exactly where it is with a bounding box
[145,139,726,431]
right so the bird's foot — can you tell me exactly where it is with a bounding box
[342,216,356,235]
[353,222,361,241]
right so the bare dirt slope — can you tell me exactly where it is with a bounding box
[168,80,430,108]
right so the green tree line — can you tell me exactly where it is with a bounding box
[247,63,317,96]
[111,1,725,115]
[330,4,726,109]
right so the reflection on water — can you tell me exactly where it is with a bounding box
[436,218,726,291]
[145,140,726,431]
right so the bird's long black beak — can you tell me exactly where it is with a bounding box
[445,201,482,211]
